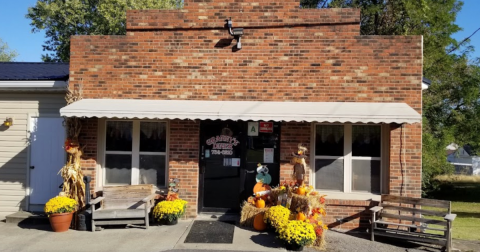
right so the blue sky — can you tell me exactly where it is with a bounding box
[0,0,479,62]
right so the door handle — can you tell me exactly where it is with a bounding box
[245,170,255,174]
[30,166,35,169]
[201,166,205,174]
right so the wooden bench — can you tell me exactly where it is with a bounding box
[89,184,156,232]
[370,195,456,252]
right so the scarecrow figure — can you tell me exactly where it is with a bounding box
[292,143,308,186]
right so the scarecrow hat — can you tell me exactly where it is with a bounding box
[292,143,308,158]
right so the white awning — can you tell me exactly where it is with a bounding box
[60,99,421,124]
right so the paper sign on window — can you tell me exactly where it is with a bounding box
[264,148,274,163]
[248,122,259,136]
[232,158,240,167]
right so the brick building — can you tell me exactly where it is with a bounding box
[61,0,423,230]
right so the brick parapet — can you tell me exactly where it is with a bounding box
[126,0,360,30]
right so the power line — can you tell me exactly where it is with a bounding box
[447,26,480,55]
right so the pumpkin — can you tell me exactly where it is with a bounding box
[296,187,306,195]
[253,182,271,194]
[256,198,265,208]
[296,212,306,221]
[253,212,267,231]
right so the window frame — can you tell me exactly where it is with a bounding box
[96,119,169,190]
[311,123,389,200]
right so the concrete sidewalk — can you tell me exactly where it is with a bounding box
[0,219,477,252]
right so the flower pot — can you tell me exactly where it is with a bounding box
[163,218,178,225]
[285,243,303,251]
[49,212,74,232]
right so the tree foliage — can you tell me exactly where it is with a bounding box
[27,0,182,62]
[300,0,329,8]
[0,39,18,62]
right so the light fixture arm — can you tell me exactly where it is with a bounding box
[227,17,234,36]
[226,17,244,49]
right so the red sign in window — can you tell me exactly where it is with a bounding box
[259,122,273,133]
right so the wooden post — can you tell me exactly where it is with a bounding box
[145,202,149,229]
[446,220,451,252]
[371,211,376,241]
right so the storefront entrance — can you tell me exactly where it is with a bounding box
[199,120,280,212]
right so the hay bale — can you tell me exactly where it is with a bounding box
[309,233,327,251]
[269,188,285,205]
[240,203,269,227]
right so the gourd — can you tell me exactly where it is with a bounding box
[256,198,265,208]
[296,212,306,221]
[253,212,267,231]
[296,187,306,195]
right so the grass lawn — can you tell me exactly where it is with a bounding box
[426,178,480,241]
[447,201,480,241]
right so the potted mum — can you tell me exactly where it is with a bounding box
[153,199,187,225]
[264,205,290,231]
[44,196,78,232]
[278,220,316,251]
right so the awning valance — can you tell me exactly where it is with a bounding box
[60,99,421,124]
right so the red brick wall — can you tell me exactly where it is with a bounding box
[78,118,98,196]
[280,122,311,183]
[169,119,200,218]
[324,199,374,231]
[389,123,422,198]
[70,0,423,228]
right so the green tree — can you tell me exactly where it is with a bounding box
[27,0,182,62]
[300,0,329,8]
[0,39,18,62]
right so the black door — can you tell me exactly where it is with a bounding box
[199,120,244,212]
[199,120,281,213]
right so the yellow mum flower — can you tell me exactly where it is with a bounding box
[44,196,77,215]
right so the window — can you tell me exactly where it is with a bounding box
[104,120,168,187]
[314,124,382,194]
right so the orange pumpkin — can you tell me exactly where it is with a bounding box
[256,198,265,208]
[296,212,306,221]
[253,182,271,194]
[253,212,267,231]
[297,187,306,195]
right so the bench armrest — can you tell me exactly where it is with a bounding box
[90,196,105,205]
[370,206,383,213]
[142,193,157,203]
[444,214,456,221]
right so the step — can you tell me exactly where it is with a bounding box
[5,211,49,225]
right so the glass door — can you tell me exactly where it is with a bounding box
[240,122,281,203]
[199,120,244,212]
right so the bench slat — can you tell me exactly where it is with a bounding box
[373,228,447,246]
[375,220,447,231]
[381,194,450,209]
[380,213,448,227]
[94,219,146,225]
[382,204,448,217]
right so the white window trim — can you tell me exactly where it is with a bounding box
[96,119,169,190]
[310,123,387,201]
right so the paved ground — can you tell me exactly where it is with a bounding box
[0,219,478,252]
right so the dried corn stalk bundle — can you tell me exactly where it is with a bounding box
[59,148,85,209]
[59,84,86,209]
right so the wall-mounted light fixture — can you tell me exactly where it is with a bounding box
[3,117,13,127]
[227,17,244,49]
